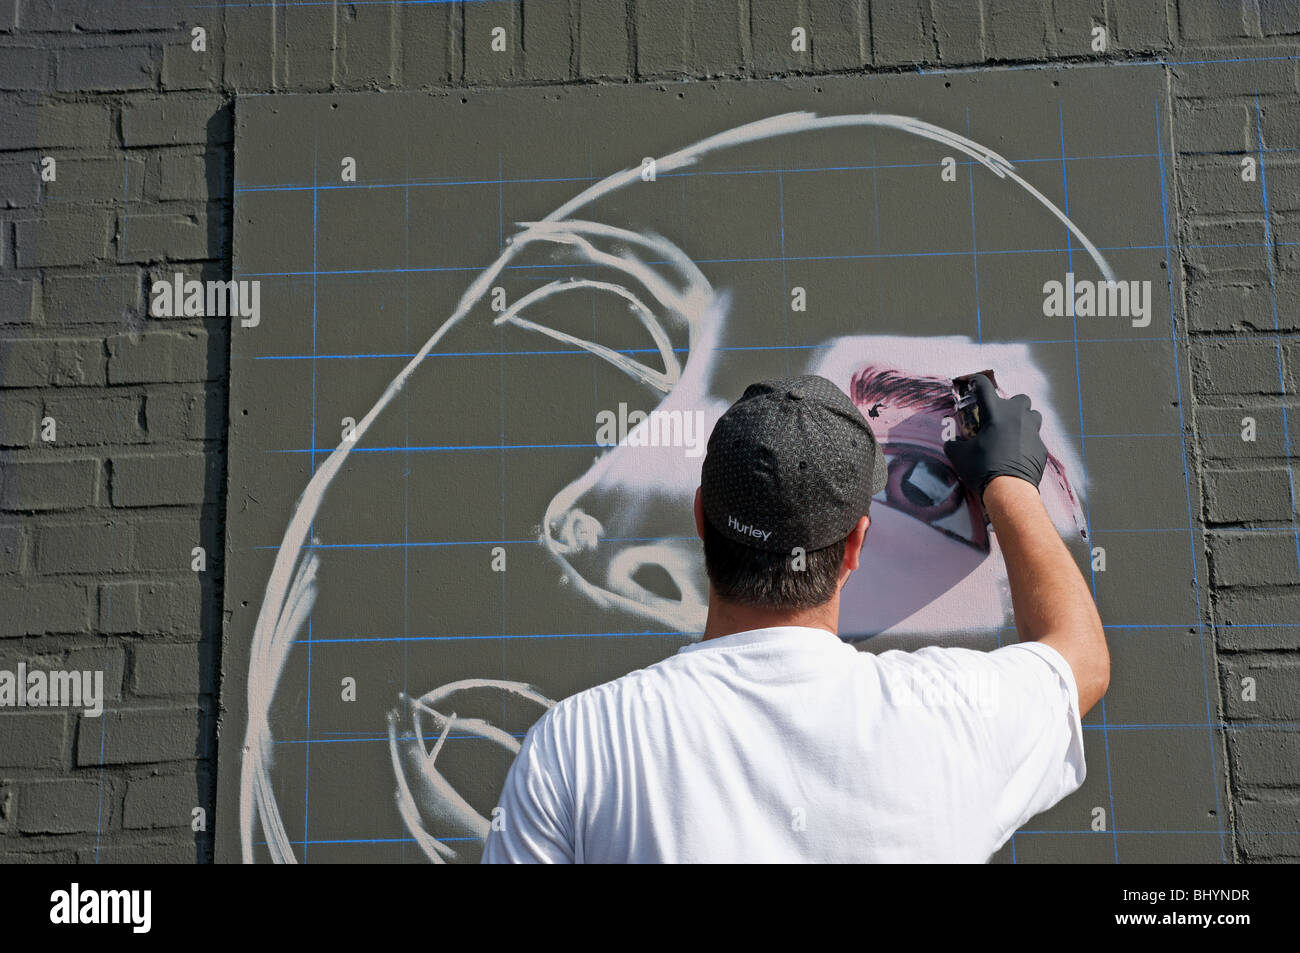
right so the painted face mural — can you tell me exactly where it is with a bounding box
[240,113,1111,863]
[815,338,1087,639]
[534,329,1087,644]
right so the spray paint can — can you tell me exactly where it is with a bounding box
[952,370,998,439]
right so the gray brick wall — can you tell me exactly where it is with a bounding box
[0,0,1296,863]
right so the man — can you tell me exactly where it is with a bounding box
[482,373,1108,863]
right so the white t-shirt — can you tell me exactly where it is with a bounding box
[481,626,1085,863]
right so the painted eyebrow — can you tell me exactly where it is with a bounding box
[849,366,956,415]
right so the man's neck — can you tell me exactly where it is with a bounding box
[701,592,841,642]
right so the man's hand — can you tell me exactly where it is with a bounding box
[943,373,1048,496]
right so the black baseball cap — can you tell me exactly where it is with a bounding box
[700,374,889,553]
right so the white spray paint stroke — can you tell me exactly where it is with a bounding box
[239,111,1115,862]
[387,679,555,863]
[537,285,729,633]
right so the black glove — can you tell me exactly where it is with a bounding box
[943,373,1048,496]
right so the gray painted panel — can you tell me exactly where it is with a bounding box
[219,69,1226,863]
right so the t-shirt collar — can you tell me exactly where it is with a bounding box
[676,625,844,655]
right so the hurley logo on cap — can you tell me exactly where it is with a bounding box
[727,514,772,542]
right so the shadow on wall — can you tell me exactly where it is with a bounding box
[193,103,237,863]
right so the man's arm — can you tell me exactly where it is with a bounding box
[983,475,1109,715]
[944,373,1110,716]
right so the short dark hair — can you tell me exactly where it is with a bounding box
[701,516,851,610]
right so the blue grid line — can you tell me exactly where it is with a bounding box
[1254,94,1300,577]
[289,622,1215,646]
[233,151,1164,194]
[236,239,1295,278]
[1059,100,1119,864]
[269,721,1300,747]
[251,336,1177,361]
[233,145,1300,196]
[261,431,1193,454]
[251,527,1224,550]
[238,240,1277,279]
[1155,93,1227,863]
[498,148,510,806]
[258,830,1288,846]
[402,153,412,864]
[303,139,319,863]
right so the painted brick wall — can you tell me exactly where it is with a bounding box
[0,0,1295,863]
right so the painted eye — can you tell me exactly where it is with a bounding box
[876,444,988,552]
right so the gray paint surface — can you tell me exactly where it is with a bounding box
[218,68,1228,863]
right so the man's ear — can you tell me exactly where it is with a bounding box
[841,514,871,576]
[694,487,706,541]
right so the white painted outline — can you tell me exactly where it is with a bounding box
[387,679,555,863]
